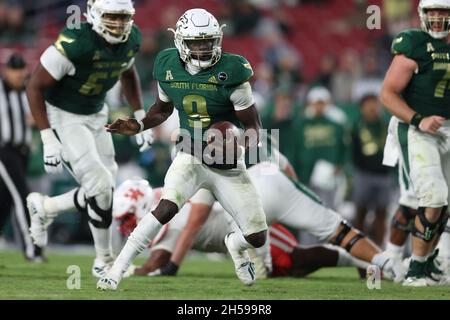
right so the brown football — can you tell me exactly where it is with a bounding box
[205,121,241,164]
[207,121,239,142]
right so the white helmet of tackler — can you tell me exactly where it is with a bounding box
[113,178,155,221]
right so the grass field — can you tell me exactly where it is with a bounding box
[0,250,449,300]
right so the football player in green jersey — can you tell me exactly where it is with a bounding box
[380,0,450,286]
[97,8,268,290]
[25,0,153,277]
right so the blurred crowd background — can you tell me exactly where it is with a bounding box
[0,0,420,249]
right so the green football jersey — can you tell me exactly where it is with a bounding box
[153,48,254,138]
[392,29,450,118]
[45,22,141,115]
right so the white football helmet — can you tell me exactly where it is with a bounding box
[169,8,226,69]
[113,178,155,236]
[418,0,450,39]
[85,0,135,44]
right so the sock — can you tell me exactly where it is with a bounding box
[43,188,78,217]
[87,191,113,261]
[437,227,450,260]
[385,242,405,259]
[89,222,112,261]
[411,254,427,263]
[112,213,163,274]
[226,231,253,253]
[371,252,391,270]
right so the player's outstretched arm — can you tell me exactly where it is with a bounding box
[381,54,445,134]
[235,104,261,149]
[105,97,174,135]
[26,63,58,130]
[134,249,172,275]
[141,97,174,129]
[144,203,213,277]
[170,203,213,266]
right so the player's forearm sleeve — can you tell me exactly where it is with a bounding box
[231,82,255,111]
[40,46,76,81]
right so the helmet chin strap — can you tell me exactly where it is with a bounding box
[185,60,203,75]
[186,57,215,74]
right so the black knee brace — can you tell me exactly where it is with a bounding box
[332,220,366,253]
[412,207,448,242]
[392,205,416,233]
[86,196,112,229]
[74,188,87,213]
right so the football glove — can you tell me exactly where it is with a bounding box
[40,128,63,174]
[148,261,179,276]
[134,110,154,152]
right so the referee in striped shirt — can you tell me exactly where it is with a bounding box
[0,53,43,261]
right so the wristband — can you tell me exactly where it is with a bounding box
[162,261,179,276]
[134,109,146,121]
[40,128,59,145]
[137,119,145,133]
[410,113,424,128]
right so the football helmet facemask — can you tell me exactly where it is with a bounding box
[169,8,226,69]
[419,0,450,39]
[86,0,135,44]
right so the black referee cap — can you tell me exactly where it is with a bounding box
[6,53,26,69]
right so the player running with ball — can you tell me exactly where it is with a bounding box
[97,8,268,290]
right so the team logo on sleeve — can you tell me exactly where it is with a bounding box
[243,62,252,70]
[166,70,174,80]
[394,36,403,44]
[218,72,228,81]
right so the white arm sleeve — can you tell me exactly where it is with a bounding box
[40,46,76,81]
[230,82,255,111]
[157,82,171,102]
[190,188,216,206]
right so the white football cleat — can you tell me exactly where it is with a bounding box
[92,257,114,278]
[224,233,256,286]
[424,255,450,286]
[27,192,52,247]
[97,268,123,291]
[247,248,268,279]
[439,258,450,277]
[402,276,428,287]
